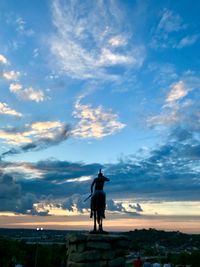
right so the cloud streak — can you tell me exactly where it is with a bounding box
[50,0,145,80]
[150,8,198,50]
[0,102,22,117]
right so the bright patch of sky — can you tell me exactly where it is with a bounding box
[0,0,199,230]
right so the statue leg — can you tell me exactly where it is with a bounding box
[99,217,103,231]
[93,211,97,231]
[90,196,94,218]
[103,193,106,218]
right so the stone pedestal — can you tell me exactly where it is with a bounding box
[66,233,130,267]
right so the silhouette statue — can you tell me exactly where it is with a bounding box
[90,169,110,232]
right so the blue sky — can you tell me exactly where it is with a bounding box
[0,0,199,232]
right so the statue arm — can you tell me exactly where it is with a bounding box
[90,178,96,193]
[103,176,110,182]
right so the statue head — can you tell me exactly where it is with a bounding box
[98,169,103,178]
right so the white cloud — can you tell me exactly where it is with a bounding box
[72,98,126,138]
[16,17,34,36]
[0,54,8,64]
[66,176,92,183]
[27,121,65,140]
[50,0,145,80]
[176,34,199,49]
[166,81,188,103]
[147,111,178,128]
[151,9,188,49]
[147,72,200,128]
[0,120,66,146]
[157,8,187,33]
[21,87,45,102]
[98,48,133,66]
[30,121,63,131]
[9,83,45,102]
[0,130,31,145]
[109,36,127,47]
[9,83,23,92]
[3,70,20,81]
[0,102,22,117]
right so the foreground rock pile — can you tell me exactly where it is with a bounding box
[66,233,130,267]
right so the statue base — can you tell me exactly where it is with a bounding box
[66,232,130,267]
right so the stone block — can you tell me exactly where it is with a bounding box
[86,241,111,250]
[87,234,111,242]
[69,250,101,262]
[101,250,115,260]
[68,233,87,243]
[67,243,77,255]
[108,257,125,267]
[114,240,130,249]
[115,248,129,257]
[77,243,86,252]
[67,261,104,267]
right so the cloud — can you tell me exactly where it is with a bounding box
[175,34,199,49]
[0,130,31,145]
[72,98,126,138]
[0,134,199,215]
[63,194,88,213]
[0,162,44,180]
[166,81,189,103]
[0,120,70,155]
[62,193,142,215]
[2,70,20,81]
[0,159,102,199]
[22,87,45,102]
[150,8,192,49]
[9,83,46,102]
[9,83,23,92]
[66,176,92,183]
[50,0,145,80]
[107,199,142,216]
[0,54,46,103]
[147,72,200,129]
[0,173,44,215]
[0,102,22,117]
[108,36,127,47]
[0,54,8,64]
[157,8,187,33]
[16,17,34,36]
[98,48,132,66]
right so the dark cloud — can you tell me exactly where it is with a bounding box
[1,124,70,158]
[0,121,199,215]
[0,173,50,215]
[106,199,142,216]
[62,194,88,213]
[105,125,200,201]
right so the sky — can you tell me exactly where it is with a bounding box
[0,0,200,233]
